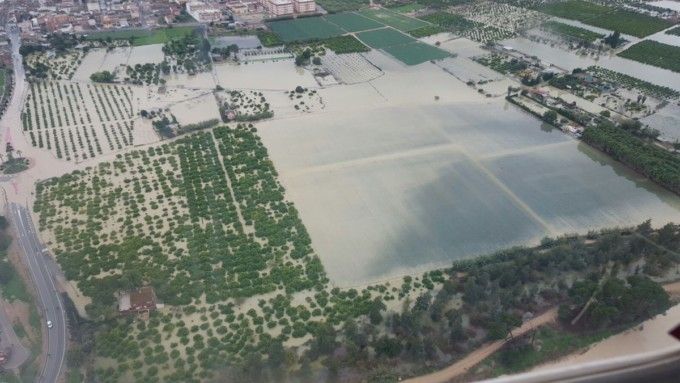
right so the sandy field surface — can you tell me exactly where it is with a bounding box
[213,60,317,90]
[169,93,221,125]
[256,57,680,286]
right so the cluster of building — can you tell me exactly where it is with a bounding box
[0,0,186,38]
[221,0,317,18]
[176,0,318,24]
[0,0,318,39]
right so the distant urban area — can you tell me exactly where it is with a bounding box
[0,0,679,383]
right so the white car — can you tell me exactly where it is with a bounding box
[46,320,53,329]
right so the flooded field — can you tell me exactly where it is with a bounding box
[258,96,680,286]
[501,36,680,90]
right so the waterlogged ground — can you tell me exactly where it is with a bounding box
[258,99,680,286]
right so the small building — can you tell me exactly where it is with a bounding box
[186,1,223,23]
[118,286,158,314]
[263,0,294,17]
[294,0,316,13]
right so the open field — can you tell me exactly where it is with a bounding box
[325,12,383,32]
[356,28,416,49]
[256,70,680,284]
[618,40,680,73]
[539,0,674,37]
[267,17,345,42]
[359,8,431,32]
[84,26,199,46]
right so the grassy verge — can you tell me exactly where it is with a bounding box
[618,40,680,73]
[0,248,31,302]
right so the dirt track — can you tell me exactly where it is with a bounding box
[404,307,558,383]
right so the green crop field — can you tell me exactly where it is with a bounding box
[316,0,369,12]
[542,21,604,42]
[268,17,345,42]
[409,25,446,37]
[618,40,680,73]
[84,26,198,46]
[356,27,416,49]
[539,0,674,38]
[325,12,384,32]
[383,41,450,65]
[359,8,431,31]
[389,3,425,13]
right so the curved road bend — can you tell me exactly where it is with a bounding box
[8,203,67,383]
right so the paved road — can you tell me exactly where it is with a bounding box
[8,203,67,383]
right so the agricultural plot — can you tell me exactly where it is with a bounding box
[539,0,674,38]
[267,17,345,42]
[220,90,273,121]
[588,66,679,100]
[618,40,680,73]
[409,25,446,38]
[21,80,136,161]
[321,52,383,84]
[325,12,384,32]
[419,11,515,42]
[356,28,416,49]
[316,0,368,12]
[84,26,199,46]
[24,50,84,80]
[454,2,547,34]
[287,87,325,113]
[541,20,604,42]
[383,42,451,65]
[34,126,401,382]
[359,8,431,32]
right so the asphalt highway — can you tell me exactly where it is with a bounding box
[9,203,67,383]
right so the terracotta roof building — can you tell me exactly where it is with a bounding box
[118,286,158,314]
